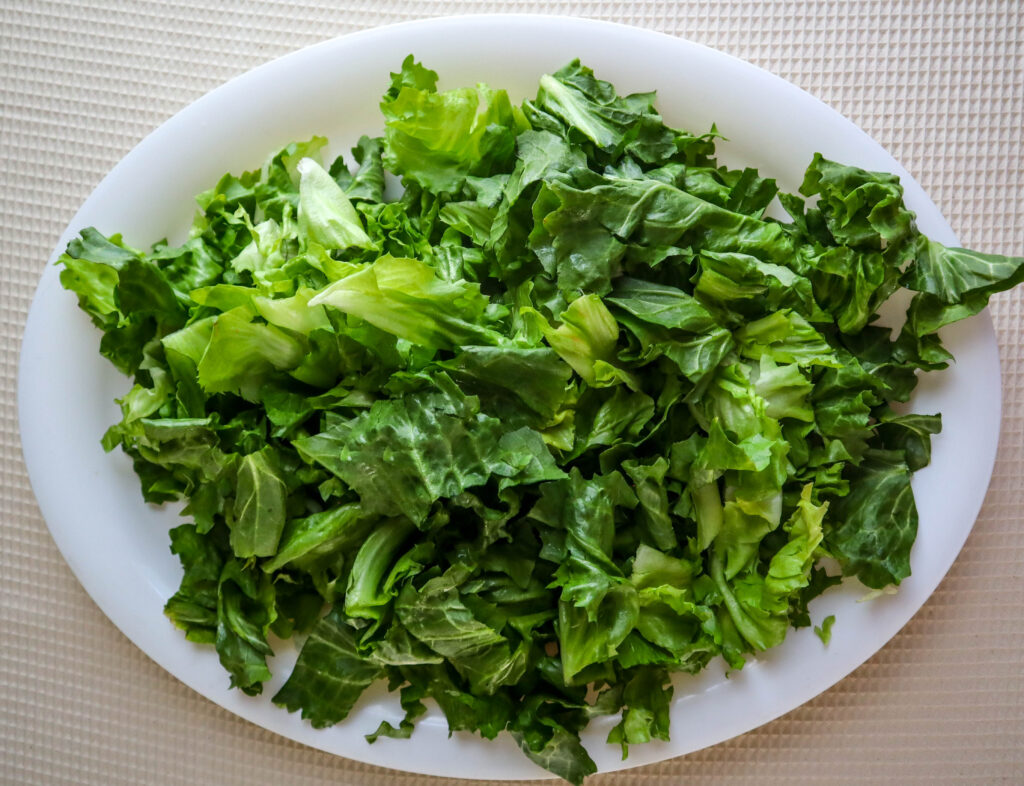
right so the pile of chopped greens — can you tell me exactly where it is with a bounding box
[58,57,1024,783]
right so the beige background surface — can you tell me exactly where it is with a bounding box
[2,1,1023,783]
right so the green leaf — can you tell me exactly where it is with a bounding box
[396,573,528,695]
[216,558,277,694]
[574,386,655,453]
[531,172,793,297]
[382,57,519,192]
[273,608,383,726]
[814,614,835,645]
[336,135,386,203]
[607,667,673,758]
[799,153,916,249]
[712,486,826,651]
[231,447,287,558]
[164,524,223,643]
[525,293,635,387]
[295,377,563,524]
[902,235,1024,318]
[751,357,814,422]
[694,250,826,326]
[734,310,841,368]
[511,727,597,786]
[830,457,917,589]
[261,503,371,573]
[296,157,375,250]
[196,307,305,398]
[622,458,676,551]
[790,566,842,628]
[439,346,572,422]
[343,518,416,624]
[608,277,719,333]
[542,471,640,681]
[309,255,506,350]
[529,59,673,163]
[874,410,942,472]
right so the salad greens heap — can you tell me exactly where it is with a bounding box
[58,57,1024,783]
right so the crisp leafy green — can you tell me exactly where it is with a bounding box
[274,608,384,725]
[59,55,1023,784]
[231,447,287,557]
[814,614,836,645]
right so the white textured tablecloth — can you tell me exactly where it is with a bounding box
[2,2,1022,783]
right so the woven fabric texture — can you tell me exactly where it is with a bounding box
[2,2,1022,783]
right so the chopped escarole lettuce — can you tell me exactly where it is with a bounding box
[59,56,1024,783]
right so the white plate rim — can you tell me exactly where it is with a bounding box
[17,14,1003,780]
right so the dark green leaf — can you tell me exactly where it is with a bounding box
[273,609,383,726]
